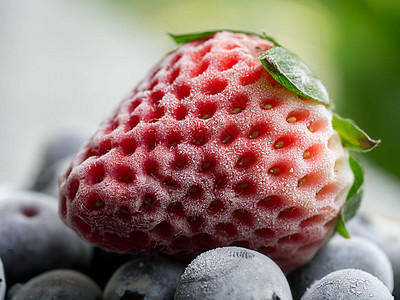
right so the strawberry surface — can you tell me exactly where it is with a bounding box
[59,31,354,273]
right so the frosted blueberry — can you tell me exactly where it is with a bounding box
[30,123,94,196]
[0,190,93,285]
[300,269,394,300]
[30,155,74,198]
[7,269,102,300]
[349,215,400,300]
[352,217,400,299]
[346,213,385,247]
[288,235,393,299]
[0,257,5,300]
[103,255,185,300]
[175,246,292,300]
[381,229,400,300]
[38,123,94,168]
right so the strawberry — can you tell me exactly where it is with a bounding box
[58,30,378,273]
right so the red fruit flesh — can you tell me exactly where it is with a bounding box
[59,32,353,273]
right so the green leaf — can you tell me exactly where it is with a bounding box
[336,214,350,238]
[332,113,380,152]
[168,29,279,46]
[336,155,364,238]
[345,155,364,203]
[260,47,330,105]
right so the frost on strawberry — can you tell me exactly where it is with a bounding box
[58,31,378,273]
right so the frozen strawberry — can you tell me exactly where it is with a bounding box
[59,30,378,273]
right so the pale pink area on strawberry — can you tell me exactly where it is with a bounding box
[59,31,353,273]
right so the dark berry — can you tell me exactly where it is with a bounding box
[175,246,292,300]
[31,155,74,197]
[103,255,185,300]
[347,213,400,299]
[288,235,393,299]
[0,190,93,285]
[7,269,102,300]
[300,269,394,300]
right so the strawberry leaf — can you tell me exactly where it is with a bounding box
[260,47,330,106]
[336,215,350,238]
[332,114,380,152]
[336,155,364,238]
[168,30,279,46]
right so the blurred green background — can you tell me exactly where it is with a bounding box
[97,0,400,178]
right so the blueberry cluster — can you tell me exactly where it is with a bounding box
[0,126,398,299]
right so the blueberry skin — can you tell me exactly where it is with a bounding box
[7,269,102,300]
[300,269,394,300]
[37,123,94,169]
[347,213,400,300]
[103,255,185,300]
[346,213,386,248]
[30,154,74,198]
[382,234,400,300]
[0,190,93,285]
[288,235,394,299]
[30,123,94,196]
[175,246,292,300]
[0,257,5,300]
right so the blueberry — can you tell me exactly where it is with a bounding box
[175,246,292,300]
[300,269,394,300]
[381,233,400,300]
[30,155,74,198]
[348,214,400,300]
[30,123,94,195]
[7,269,102,300]
[103,255,185,300]
[288,235,394,299]
[0,190,93,285]
[38,123,94,168]
[0,257,5,300]
[346,213,386,247]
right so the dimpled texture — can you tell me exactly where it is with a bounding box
[288,235,394,299]
[175,246,293,300]
[300,269,394,300]
[59,31,354,273]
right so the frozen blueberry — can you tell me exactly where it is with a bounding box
[0,257,5,300]
[30,123,94,195]
[346,213,386,247]
[288,235,394,299]
[103,255,185,300]
[300,269,394,300]
[0,190,93,285]
[360,216,400,300]
[7,269,102,300]
[345,212,400,299]
[38,123,94,168]
[175,246,292,300]
[30,155,74,198]
[382,235,400,300]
